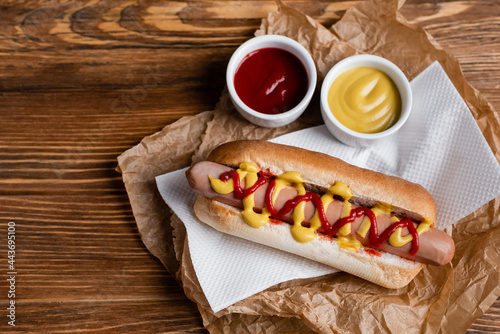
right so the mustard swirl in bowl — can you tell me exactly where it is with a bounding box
[327,67,401,134]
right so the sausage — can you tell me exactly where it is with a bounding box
[186,161,455,266]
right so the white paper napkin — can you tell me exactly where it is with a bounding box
[156,62,500,312]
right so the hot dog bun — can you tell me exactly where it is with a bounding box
[191,140,440,288]
[206,140,436,225]
[194,196,423,289]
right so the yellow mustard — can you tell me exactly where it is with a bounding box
[356,202,392,238]
[327,67,401,133]
[388,217,431,247]
[337,235,362,251]
[208,162,431,251]
[329,181,352,236]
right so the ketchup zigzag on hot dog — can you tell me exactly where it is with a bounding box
[185,140,455,288]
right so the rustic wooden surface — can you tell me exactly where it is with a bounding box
[0,0,499,332]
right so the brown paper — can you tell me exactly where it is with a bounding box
[117,111,213,275]
[117,0,500,332]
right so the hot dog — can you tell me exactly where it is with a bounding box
[185,140,455,288]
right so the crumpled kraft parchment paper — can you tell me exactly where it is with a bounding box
[117,0,500,332]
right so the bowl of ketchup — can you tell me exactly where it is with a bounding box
[227,35,317,128]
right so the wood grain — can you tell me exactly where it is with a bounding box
[0,0,499,332]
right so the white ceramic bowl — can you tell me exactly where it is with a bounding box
[320,55,412,147]
[226,35,317,128]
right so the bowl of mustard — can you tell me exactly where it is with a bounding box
[320,55,412,147]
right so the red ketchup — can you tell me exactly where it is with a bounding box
[218,169,421,255]
[234,48,308,115]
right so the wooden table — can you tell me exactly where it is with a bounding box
[1,0,499,332]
